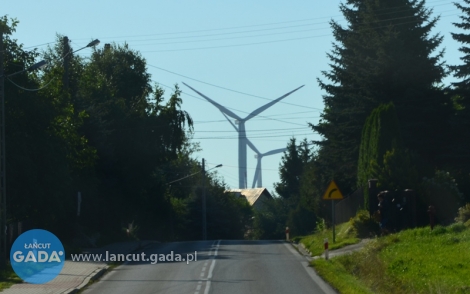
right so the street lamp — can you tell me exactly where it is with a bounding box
[63,37,100,91]
[0,59,48,78]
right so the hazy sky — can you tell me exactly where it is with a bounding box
[3,0,465,193]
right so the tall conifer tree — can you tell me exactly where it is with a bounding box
[449,0,470,171]
[311,0,449,191]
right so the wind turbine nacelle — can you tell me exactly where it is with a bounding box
[254,154,258,159]
[235,119,239,125]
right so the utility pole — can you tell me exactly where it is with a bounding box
[0,30,6,266]
[202,158,207,241]
[62,36,70,91]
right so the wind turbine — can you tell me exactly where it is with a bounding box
[248,142,286,188]
[218,111,286,188]
[183,82,304,189]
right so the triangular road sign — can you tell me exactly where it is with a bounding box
[322,180,344,200]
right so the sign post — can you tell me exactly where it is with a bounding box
[322,180,343,244]
[332,200,335,243]
[324,238,329,260]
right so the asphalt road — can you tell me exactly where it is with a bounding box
[83,240,336,294]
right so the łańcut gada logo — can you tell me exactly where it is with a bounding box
[10,229,65,284]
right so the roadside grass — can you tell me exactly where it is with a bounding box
[311,223,470,294]
[295,221,360,256]
[0,264,21,291]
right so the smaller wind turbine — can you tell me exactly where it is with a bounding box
[248,141,286,188]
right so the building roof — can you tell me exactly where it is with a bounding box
[224,188,273,206]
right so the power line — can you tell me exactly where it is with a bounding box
[192,132,316,140]
[195,127,309,133]
[141,10,459,53]
[6,76,56,92]
[149,64,321,111]
[70,0,452,43]
[193,110,320,123]
[155,81,311,126]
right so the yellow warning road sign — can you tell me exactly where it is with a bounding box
[322,180,344,200]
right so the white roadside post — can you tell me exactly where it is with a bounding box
[285,227,290,242]
[324,238,329,260]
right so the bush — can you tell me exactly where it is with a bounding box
[315,217,327,233]
[349,210,380,238]
[448,222,466,233]
[430,225,447,235]
[421,171,464,224]
[455,203,470,223]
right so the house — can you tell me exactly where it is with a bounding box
[225,188,273,210]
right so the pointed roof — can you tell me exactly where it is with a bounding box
[225,188,273,206]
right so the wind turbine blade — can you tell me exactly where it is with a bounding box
[246,137,260,155]
[244,85,304,121]
[221,113,238,132]
[183,82,242,120]
[262,148,287,157]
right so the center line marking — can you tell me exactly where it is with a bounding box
[203,239,221,294]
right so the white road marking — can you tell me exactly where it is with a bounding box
[203,240,221,294]
[195,240,220,294]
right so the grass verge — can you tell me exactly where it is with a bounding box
[295,221,360,256]
[0,264,22,291]
[311,223,470,294]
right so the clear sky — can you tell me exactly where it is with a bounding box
[3,0,465,193]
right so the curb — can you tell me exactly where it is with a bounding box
[64,265,109,294]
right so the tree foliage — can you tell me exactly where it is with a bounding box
[269,138,317,236]
[1,17,251,244]
[274,138,310,199]
[311,0,450,193]
[448,0,470,202]
[357,103,402,189]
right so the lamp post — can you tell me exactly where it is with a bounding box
[63,37,100,91]
[202,159,222,241]
[167,160,222,240]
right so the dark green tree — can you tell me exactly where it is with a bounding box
[1,18,81,238]
[357,103,402,188]
[274,138,309,200]
[311,0,450,193]
[65,43,194,241]
[448,0,470,201]
[252,197,289,240]
[358,103,418,208]
[272,138,316,236]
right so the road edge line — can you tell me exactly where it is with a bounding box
[283,242,337,294]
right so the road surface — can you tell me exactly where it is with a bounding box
[83,240,336,294]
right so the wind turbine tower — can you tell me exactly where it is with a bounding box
[183,82,304,189]
[248,141,286,188]
[218,111,286,188]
